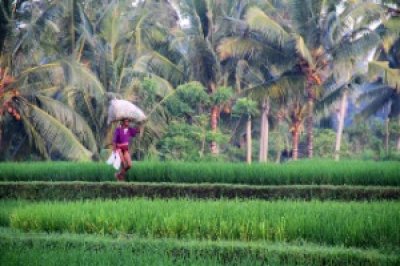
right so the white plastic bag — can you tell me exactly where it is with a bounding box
[106,151,121,170]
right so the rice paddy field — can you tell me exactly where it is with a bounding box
[0,160,399,265]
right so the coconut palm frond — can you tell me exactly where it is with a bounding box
[322,11,339,49]
[245,6,290,48]
[76,3,95,47]
[245,72,306,100]
[356,85,392,104]
[178,0,207,37]
[144,75,174,98]
[134,52,185,87]
[289,0,320,48]
[35,95,98,154]
[187,37,219,87]
[381,35,397,55]
[268,73,306,99]
[20,62,63,77]
[12,2,64,56]
[17,100,93,161]
[98,5,125,55]
[19,112,49,159]
[235,60,265,90]
[134,12,150,54]
[358,89,393,118]
[64,60,106,98]
[316,84,346,112]
[368,61,400,89]
[19,59,105,100]
[257,46,297,76]
[340,2,383,32]
[334,32,380,62]
[295,35,315,68]
[217,37,262,61]
[389,94,400,118]
[384,17,400,37]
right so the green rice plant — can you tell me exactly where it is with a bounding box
[4,199,400,249]
[0,160,399,186]
[1,182,400,201]
[0,227,398,266]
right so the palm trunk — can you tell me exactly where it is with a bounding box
[397,119,400,151]
[259,97,269,162]
[209,82,219,155]
[246,116,252,164]
[200,137,205,158]
[292,124,300,161]
[306,98,314,158]
[385,118,390,155]
[0,125,3,155]
[275,117,282,163]
[70,0,75,52]
[397,136,400,152]
[334,91,347,161]
[210,105,219,155]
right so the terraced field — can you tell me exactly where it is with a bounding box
[0,161,399,265]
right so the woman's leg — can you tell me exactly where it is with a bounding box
[125,151,132,168]
[115,149,126,180]
[120,151,132,180]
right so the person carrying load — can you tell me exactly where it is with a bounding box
[107,99,147,181]
[112,119,143,181]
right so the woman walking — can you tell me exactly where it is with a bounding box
[112,119,143,181]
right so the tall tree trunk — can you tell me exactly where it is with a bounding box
[385,118,390,156]
[306,98,314,158]
[334,91,347,161]
[259,97,269,162]
[0,123,3,156]
[209,82,219,155]
[275,112,283,163]
[210,105,219,155]
[246,116,252,164]
[397,119,400,151]
[397,136,400,152]
[70,0,75,52]
[292,124,300,161]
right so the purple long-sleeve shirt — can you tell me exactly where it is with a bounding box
[113,127,140,144]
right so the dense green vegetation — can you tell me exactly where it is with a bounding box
[0,0,399,163]
[1,182,399,201]
[2,228,398,266]
[2,199,399,248]
[1,161,399,186]
[1,0,399,264]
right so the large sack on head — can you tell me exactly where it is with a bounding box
[107,99,147,124]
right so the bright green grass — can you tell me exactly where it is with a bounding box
[0,160,399,186]
[1,228,398,266]
[2,199,399,249]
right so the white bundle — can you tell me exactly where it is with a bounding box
[107,99,147,124]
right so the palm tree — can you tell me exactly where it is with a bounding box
[317,75,365,160]
[219,0,383,159]
[357,61,400,153]
[171,0,250,155]
[358,4,400,153]
[0,0,101,160]
[317,1,400,160]
[0,63,99,160]
[0,0,181,160]
[233,97,258,164]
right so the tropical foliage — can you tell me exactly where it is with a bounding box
[0,0,399,162]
